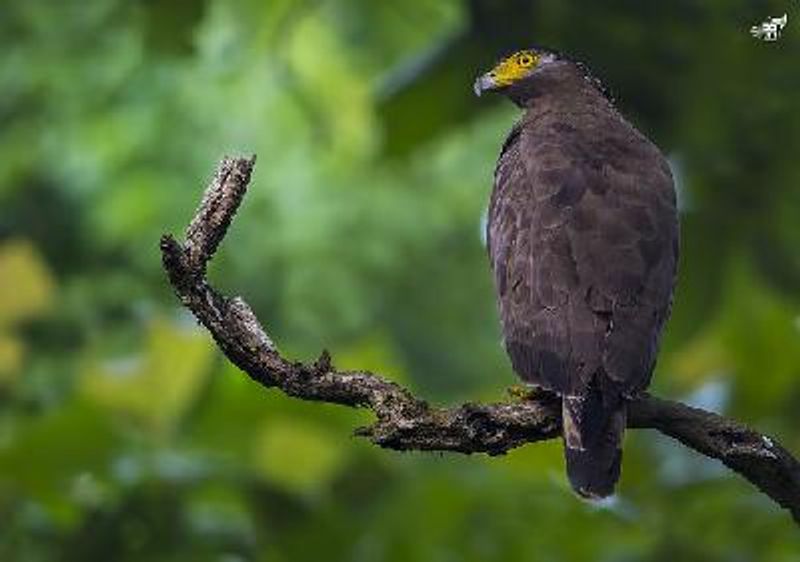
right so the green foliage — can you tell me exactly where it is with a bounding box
[1,0,799,560]
[80,317,214,437]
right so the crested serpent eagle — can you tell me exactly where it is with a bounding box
[474,48,679,498]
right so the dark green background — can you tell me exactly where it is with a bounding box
[1,1,799,560]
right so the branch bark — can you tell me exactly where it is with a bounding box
[160,156,800,525]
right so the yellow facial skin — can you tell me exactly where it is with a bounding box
[473,50,543,96]
[488,50,540,87]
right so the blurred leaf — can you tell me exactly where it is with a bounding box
[252,417,348,495]
[667,325,731,389]
[333,332,408,384]
[142,0,205,56]
[719,257,800,417]
[0,334,24,383]
[492,438,563,485]
[0,239,55,327]
[668,255,800,417]
[287,12,376,159]
[80,316,214,437]
[0,401,118,523]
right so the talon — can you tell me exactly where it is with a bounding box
[507,384,539,401]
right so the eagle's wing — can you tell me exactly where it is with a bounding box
[488,113,678,397]
[488,122,578,392]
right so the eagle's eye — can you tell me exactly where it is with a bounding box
[518,54,534,67]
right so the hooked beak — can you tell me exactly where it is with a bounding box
[473,73,498,97]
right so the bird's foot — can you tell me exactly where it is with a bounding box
[507,384,541,401]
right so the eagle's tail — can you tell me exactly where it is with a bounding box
[561,382,626,499]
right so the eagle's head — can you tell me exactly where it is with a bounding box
[474,48,613,106]
[473,48,558,97]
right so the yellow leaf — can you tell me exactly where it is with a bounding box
[0,334,24,383]
[0,239,55,327]
[252,417,347,495]
[667,326,730,387]
[80,317,214,438]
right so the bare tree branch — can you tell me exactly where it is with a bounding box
[160,156,800,525]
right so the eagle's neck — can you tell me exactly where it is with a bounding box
[508,62,613,118]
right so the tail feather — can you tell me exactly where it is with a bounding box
[562,384,626,499]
